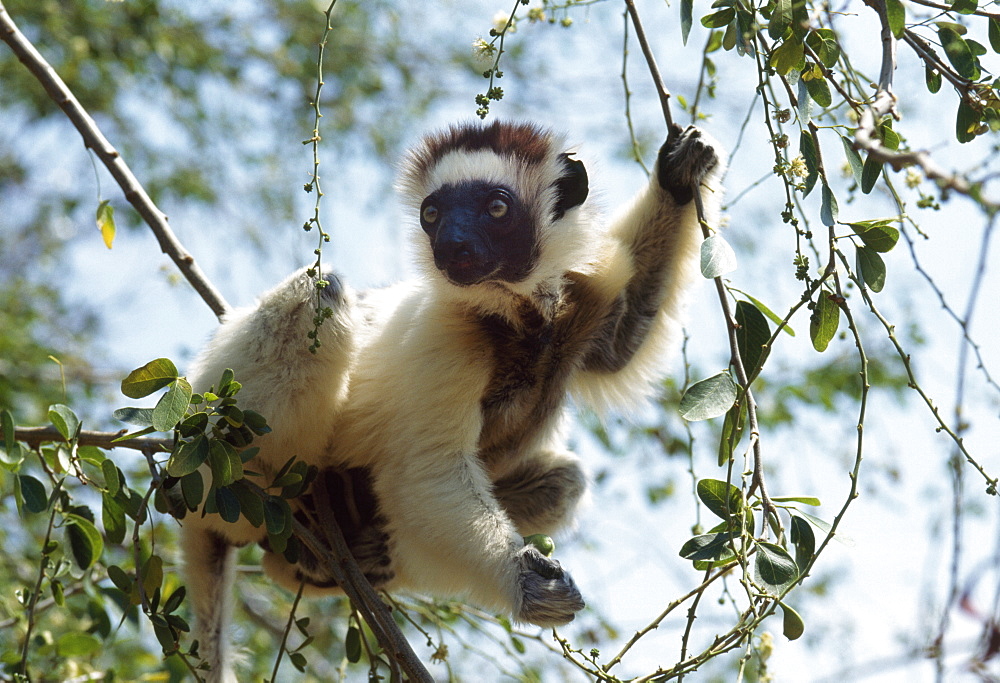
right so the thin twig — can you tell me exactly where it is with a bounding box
[0,1,231,320]
[623,0,673,129]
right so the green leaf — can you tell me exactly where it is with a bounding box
[848,219,899,252]
[701,7,735,29]
[856,246,887,292]
[937,23,979,79]
[880,123,900,151]
[770,35,804,75]
[925,66,942,94]
[820,183,838,226]
[102,459,121,497]
[65,514,104,571]
[885,0,905,38]
[345,626,363,663]
[102,492,127,545]
[19,475,48,514]
[753,541,798,592]
[790,514,816,572]
[264,496,292,538]
[113,407,155,427]
[741,293,795,336]
[839,135,864,187]
[700,233,738,278]
[152,378,192,432]
[679,371,739,421]
[697,478,744,520]
[768,0,792,39]
[681,0,693,45]
[781,602,806,640]
[121,358,179,399]
[803,72,832,108]
[215,487,240,523]
[181,471,205,511]
[771,496,821,506]
[990,17,1000,53]
[0,409,24,468]
[163,586,186,615]
[800,129,819,196]
[956,99,980,144]
[231,480,265,527]
[861,153,883,194]
[51,579,65,606]
[290,652,308,672]
[718,403,746,466]
[142,555,164,599]
[809,292,840,352]
[208,440,234,488]
[48,404,80,441]
[58,632,102,657]
[806,29,840,68]
[735,300,770,378]
[167,435,209,478]
[951,0,978,15]
[679,532,733,561]
[96,199,116,249]
[108,565,133,594]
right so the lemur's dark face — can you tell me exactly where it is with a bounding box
[419,181,537,286]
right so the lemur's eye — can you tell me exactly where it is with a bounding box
[487,198,509,219]
[422,205,439,223]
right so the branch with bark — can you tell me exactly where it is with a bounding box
[0,1,231,320]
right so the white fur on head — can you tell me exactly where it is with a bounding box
[397,121,599,317]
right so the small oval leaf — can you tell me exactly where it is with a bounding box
[65,514,104,571]
[345,626,363,663]
[152,378,192,432]
[679,371,739,421]
[781,602,806,640]
[167,435,209,478]
[122,359,179,399]
[809,292,840,352]
[700,233,738,278]
[48,404,80,441]
[856,245,887,292]
[19,475,49,514]
[697,479,744,520]
[754,541,798,592]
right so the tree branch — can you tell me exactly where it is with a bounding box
[15,426,172,453]
[0,1,231,320]
[854,1,993,204]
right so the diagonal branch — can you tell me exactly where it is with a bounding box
[0,1,231,320]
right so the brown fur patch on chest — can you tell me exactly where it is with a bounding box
[476,277,614,461]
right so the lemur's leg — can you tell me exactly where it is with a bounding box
[183,268,354,680]
[492,450,586,536]
[181,528,239,683]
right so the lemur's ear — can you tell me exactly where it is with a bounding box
[553,153,589,219]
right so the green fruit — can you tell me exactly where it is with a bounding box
[523,534,555,557]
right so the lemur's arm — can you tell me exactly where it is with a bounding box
[374,450,585,626]
[571,126,723,407]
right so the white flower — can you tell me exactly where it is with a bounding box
[472,38,497,61]
[493,11,515,34]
